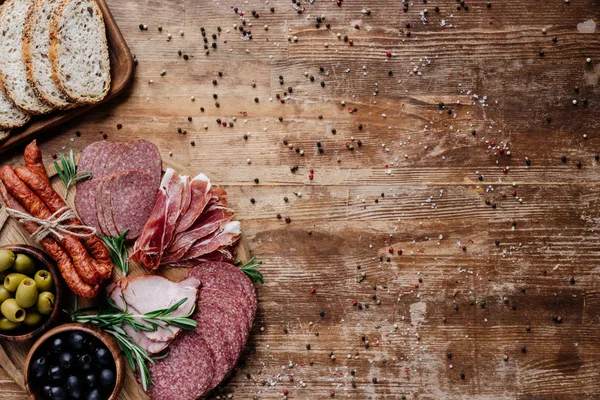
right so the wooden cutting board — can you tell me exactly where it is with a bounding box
[0,0,135,155]
[0,156,251,399]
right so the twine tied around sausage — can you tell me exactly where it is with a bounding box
[5,206,96,242]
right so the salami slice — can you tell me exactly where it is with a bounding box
[145,332,215,400]
[102,142,128,176]
[196,315,235,391]
[75,141,106,228]
[109,171,159,240]
[95,176,118,236]
[115,139,162,183]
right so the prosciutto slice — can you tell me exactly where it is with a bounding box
[175,174,212,234]
[179,221,241,261]
[130,169,186,269]
[162,204,234,264]
[132,168,241,269]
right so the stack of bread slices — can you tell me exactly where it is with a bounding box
[0,0,111,141]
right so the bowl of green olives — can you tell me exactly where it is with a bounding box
[24,323,124,400]
[0,245,62,341]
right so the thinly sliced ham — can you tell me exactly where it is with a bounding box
[107,275,201,354]
[179,221,241,261]
[108,284,170,354]
[130,168,185,269]
[162,205,233,264]
[132,168,241,269]
[175,173,212,234]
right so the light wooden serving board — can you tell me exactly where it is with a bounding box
[0,157,251,399]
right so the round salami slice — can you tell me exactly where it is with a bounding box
[189,262,257,324]
[146,332,215,400]
[95,176,117,236]
[115,139,162,183]
[196,316,235,391]
[75,141,106,228]
[102,142,128,176]
[109,171,159,240]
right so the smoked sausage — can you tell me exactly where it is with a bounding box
[0,166,102,286]
[0,181,98,299]
[14,166,113,281]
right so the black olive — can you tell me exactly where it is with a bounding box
[48,365,64,381]
[41,385,51,399]
[30,356,48,379]
[84,373,98,388]
[51,337,65,353]
[86,389,102,400]
[95,347,112,368]
[66,375,82,399]
[99,369,116,388]
[57,352,74,370]
[49,386,67,400]
[68,332,85,351]
[78,353,94,372]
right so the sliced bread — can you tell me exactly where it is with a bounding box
[0,129,10,142]
[0,87,30,129]
[50,0,110,105]
[0,0,54,115]
[23,0,72,109]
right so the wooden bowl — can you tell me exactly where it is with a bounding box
[24,322,125,400]
[0,244,63,342]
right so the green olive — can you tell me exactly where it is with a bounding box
[15,278,38,308]
[34,270,53,292]
[1,299,25,322]
[12,253,36,274]
[0,287,11,304]
[0,250,15,272]
[4,273,28,292]
[23,310,42,327]
[36,292,55,315]
[0,318,21,331]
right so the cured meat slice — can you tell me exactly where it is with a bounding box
[174,173,212,234]
[162,204,233,264]
[130,168,186,269]
[145,332,215,400]
[189,262,257,330]
[179,221,241,261]
[109,171,159,240]
[96,176,119,237]
[102,142,128,176]
[195,317,235,391]
[107,284,169,354]
[116,275,200,342]
[75,141,107,228]
[115,139,162,183]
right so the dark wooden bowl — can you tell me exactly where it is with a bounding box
[0,244,63,342]
[24,322,125,400]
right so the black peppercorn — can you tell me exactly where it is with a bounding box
[212,79,217,85]
[254,178,259,184]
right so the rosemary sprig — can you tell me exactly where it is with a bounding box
[99,229,130,276]
[71,296,197,391]
[239,256,264,284]
[53,148,92,195]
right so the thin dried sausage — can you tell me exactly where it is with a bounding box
[0,166,102,286]
[23,140,50,187]
[14,166,113,281]
[0,182,98,299]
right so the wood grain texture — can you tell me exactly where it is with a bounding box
[0,0,599,399]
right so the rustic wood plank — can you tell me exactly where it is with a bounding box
[1,0,600,398]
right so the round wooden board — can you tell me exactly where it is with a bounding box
[0,156,251,399]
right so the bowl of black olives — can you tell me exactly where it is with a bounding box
[0,244,62,341]
[24,322,124,400]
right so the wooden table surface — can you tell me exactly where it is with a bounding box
[1,0,600,399]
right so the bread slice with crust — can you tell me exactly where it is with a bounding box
[49,0,110,105]
[23,0,73,109]
[0,0,54,115]
[0,87,30,129]
[0,129,10,142]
